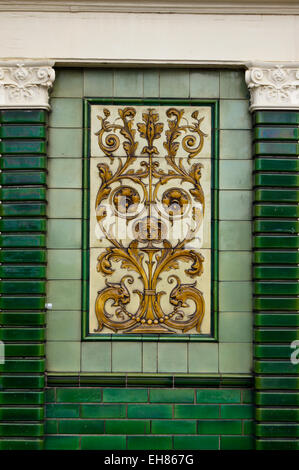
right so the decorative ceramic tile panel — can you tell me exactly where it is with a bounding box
[88,105,212,335]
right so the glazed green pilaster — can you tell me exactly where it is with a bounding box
[0,109,48,450]
[253,109,299,450]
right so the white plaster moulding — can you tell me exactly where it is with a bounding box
[0,60,55,110]
[1,1,299,15]
[245,62,299,111]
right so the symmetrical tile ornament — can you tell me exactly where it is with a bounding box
[0,60,55,110]
[246,63,299,111]
[89,105,212,335]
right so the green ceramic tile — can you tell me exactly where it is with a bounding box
[56,388,101,403]
[158,343,187,373]
[81,435,126,450]
[0,374,44,388]
[84,69,113,96]
[128,404,172,419]
[0,124,46,139]
[0,391,44,405]
[253,111,299,125]
[255,173,299,188]
[0,440,43,451]
[254,126,299,141]
[48,128,82,157]
[0,187,46,201]
[174,404,219,419]
[59,419,105,434]
[46,311,81,341]
[47,250,81,279]
[219,191,252,220]
[254,344,292,359]
[0,140,46,155]
[254,360,299,375]
[255,314,299,328]
[47,219,82,248]
[45,389,55,403]
[219,221,251,250]
[190,70,219,98]
[0,296,45,310]
[254,204,299,218]
[256,377,299,390]
[0,171,46,186]
[197,420,242,435]
[242,390,253,404]
[256,392,299,406]
[0,202,46,217]
[142,342,158,373]
[0,312,45,326]
[254,141,297,156]
[256,440,299,451]
[219,313,252,342]
[0,423,43,437]
[49,98,82,128]
[219,343,252,373]
[255,329,299,343]
[173,436,219,450]
[48,159,82,188]
[256,408,299,422]
[106,420,147,434]
[254,235,299,249]
[255,158,299,173]
[0,156,46,170]
[127,436,172,450]
[220,71,248,99]
[219,160,252,189]
[46,341,81,372]
[47,189,82,218]
[150,389,194,403]
[188,343,218,373]
[255,189,299,203]
[0,407,43,421]
[82,404,125,418]
[220,436,253,450]
[160,69,189,98]
[143,69,160,97]
[0,218,46,232]
[52,68,83,97]
[45,436,80,450]
[111,342,141,373]
[220,404,253,419]
[46,403,80,418]
[114,70,143,97]
[47,280,81,310]
[220,100,251,130]
[152,420,196,434]
[4,344,44,358]
[103,388,148,403]
[81,342,111,372]
[0,281,45,295]
[255,281,299,295]
[219,282,252,311]
[220,130,251,159]
[256,424,299,438]
[219,251,251,281]
[254,266,299,279]
[45,420,58,434]
[0,265,46,278]
[0,109,46,124]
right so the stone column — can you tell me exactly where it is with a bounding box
[246,63,299,451]
[0,60,55,450]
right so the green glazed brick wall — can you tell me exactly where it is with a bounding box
[253,110,299,451]
[46,67,253,375]
[0,109,47,450]
[45,387,254,450]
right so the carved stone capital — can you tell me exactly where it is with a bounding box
[0,60,55,110]
[245,63,299,112]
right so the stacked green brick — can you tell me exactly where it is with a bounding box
[253,110,299,450]
[45,387,254,450]
[0,110,47,450]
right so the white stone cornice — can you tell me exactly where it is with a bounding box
[0,60,55,110]
[245,63,299,112]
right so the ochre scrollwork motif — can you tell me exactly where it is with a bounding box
[92,105,210,334]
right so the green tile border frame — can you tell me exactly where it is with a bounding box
[252,110,299,451]
[0,109,47,450]
[82,98,219,342]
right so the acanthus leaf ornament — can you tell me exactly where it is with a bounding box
[245,63,299,111]
[0,60,55,110]
[91,105,210,335]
